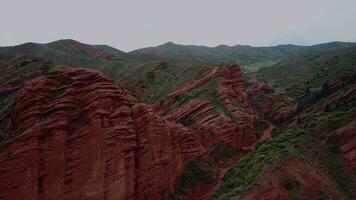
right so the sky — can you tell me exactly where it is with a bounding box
[1,0,356,52]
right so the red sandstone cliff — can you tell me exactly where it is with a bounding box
[0,64,275,200]
[333,119,356,170]
[164,64,258,153]
[0,68,204,200]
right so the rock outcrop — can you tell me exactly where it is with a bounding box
[333,119,356,170]
[0,68,204,200]
[155,66,220,113]
[165,64,258,153]
[219,64,257,150]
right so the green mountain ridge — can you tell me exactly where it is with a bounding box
[129,41,356,69]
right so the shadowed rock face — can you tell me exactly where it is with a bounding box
[0,68,204,200]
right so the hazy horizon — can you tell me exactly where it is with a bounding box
[1,0,356,51]
[2,38,356,53]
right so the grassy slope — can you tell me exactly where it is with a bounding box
[124,60,213,102]
[212,72,356,200]
[129,42,356,70]
[254,48,356,96]
[0,39,141,83]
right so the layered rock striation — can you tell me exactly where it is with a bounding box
[0,68,204,200]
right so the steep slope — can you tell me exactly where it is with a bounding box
[0,68,205,200]
[212,69,356,200]
[160,64,258,153]
[118,62,288,199]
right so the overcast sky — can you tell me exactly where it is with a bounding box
[1,0,356,51]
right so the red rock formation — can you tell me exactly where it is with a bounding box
[333,119,356,170]
[219,64,252,110]
[245,78,276,117]
[0,68,204,200]
[165,64,257,152]
[273,102,298,122]
[167,99,240,150]
[219,64,257,150]
[246,78,274,94]
[157,66,220,111]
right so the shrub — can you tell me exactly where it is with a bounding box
[175,157,217,196]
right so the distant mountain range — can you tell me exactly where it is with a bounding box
[2,39,356,69]
[129,41,356,67]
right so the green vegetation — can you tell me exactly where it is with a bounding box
[253,119,270,137]
[213,126,356,199]
[254,48,356,98]
[126,61,211,102]
[176,78,236,120]
[212,128,303,199]
[306,108,356,131]
[231,99,245,111]
[242,60,280,73]
[209,141,239,163]
[174,157,217,197]
[213,75,356,199]
[296,132,356,199]
[207,91,235,120]
[176,79,219,106]
[130,41,356,68]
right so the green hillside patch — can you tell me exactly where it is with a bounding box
[209,141,239,163]
[127,61,211,102]
[174,157,217,198]
[175,78,236,120]
[213,123,356,200]
[306,108,356,132]
[254,48,356,97]
[243,60,280,73]
[176,79,220,106]
[212,128,303,199]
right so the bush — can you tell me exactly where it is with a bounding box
[175,157,216,196]
[145,71,156,80]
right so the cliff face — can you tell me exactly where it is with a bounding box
[333,119,356,170]
[0,68,204,200]
[0,64,266,200]
[0,63,294,200]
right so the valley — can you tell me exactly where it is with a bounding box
[0,40,355,200]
